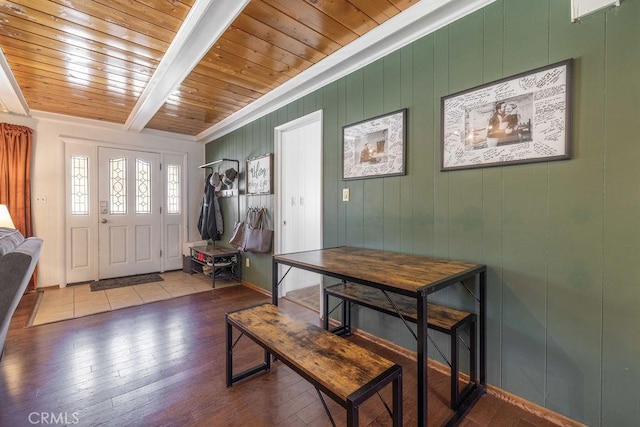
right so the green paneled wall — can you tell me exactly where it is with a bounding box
[602,1,640,425]
[205,1,639,424]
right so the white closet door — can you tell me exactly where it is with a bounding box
[279,116,323,293]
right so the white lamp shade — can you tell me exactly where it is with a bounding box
[0,204,16,228]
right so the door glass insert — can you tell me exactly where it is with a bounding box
[136,159,151,214]
[167,164,181,214]
[110,157,127,214]
[71,155,89,215]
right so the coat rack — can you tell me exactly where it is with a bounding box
[199,158,240,224]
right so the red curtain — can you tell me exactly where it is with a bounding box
[0,122,36,290]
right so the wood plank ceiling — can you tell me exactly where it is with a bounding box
[0,0,418,137]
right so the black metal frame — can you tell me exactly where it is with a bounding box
[324,283,477,411]
[272,248,487,427]
[440,59,573,171]
[225,305,271,387]
[225,303,403,427]
[190,246,240,288]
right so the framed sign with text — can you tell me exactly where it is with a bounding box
[246,153,272,195]
[441,59,572,171]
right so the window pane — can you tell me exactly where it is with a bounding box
[110,157,127,214]
[167,164,180,214]
[136,159,151,214]
[71,156,89,215]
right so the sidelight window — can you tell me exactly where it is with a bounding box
[136,159,151,214]
[167,164,181,214]
[70,155,89,215]
[109,157,127,214]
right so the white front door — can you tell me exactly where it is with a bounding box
[98,147,161,279]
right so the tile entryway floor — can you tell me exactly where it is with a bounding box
[30,271,237,326]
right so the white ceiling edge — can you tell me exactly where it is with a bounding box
[571,0,620,21]
[139,126,198,142]
[196,0,496,143]
[0,111,38,128]
[31,109,196,142]
[125,0,250,132]
[0,48,29,116]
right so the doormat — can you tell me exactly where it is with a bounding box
[90,273,164,292]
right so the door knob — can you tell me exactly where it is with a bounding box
[101,218,107,223]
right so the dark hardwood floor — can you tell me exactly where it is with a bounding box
[2,285,557,426]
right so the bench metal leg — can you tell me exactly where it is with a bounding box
[323,287,330,330]
[345,365,402,427]
[470,315,477,386]
[393,372,403,427]
[324,295,352,336]
[343,299,350,334]
[450,325,460,409]
[450,315,478,410]
[346,401,359,427]
[226,318,233,387]
[226,316,271,387]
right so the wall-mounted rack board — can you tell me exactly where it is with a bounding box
[199,158,240,224]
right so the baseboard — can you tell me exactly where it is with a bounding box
[36,284,63,291]
[352,326,418,361]
[350,326,585,427]
[484,384,586,427]
[238,283,584,427]
[25,290,43,328]
[240,280,271,297]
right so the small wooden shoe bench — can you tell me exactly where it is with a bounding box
[226,303,403,427]
[324,281,476,410]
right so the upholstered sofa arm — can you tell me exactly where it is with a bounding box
[0,234,42,360]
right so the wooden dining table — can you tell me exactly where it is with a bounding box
[272,246,487,427]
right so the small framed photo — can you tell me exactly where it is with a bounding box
[342,108,407,180]
[246,153,272,195]
[441,59,573,171]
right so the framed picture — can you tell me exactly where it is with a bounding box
[342,108,407,180]
[441,59,573,171]
[246,153,272,195]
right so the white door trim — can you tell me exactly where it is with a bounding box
[274,109,323,258]
[274,109,323,316]
[64,138,189,285]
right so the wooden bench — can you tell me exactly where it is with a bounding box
[226,303,403,426]
[323,282,477,410]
